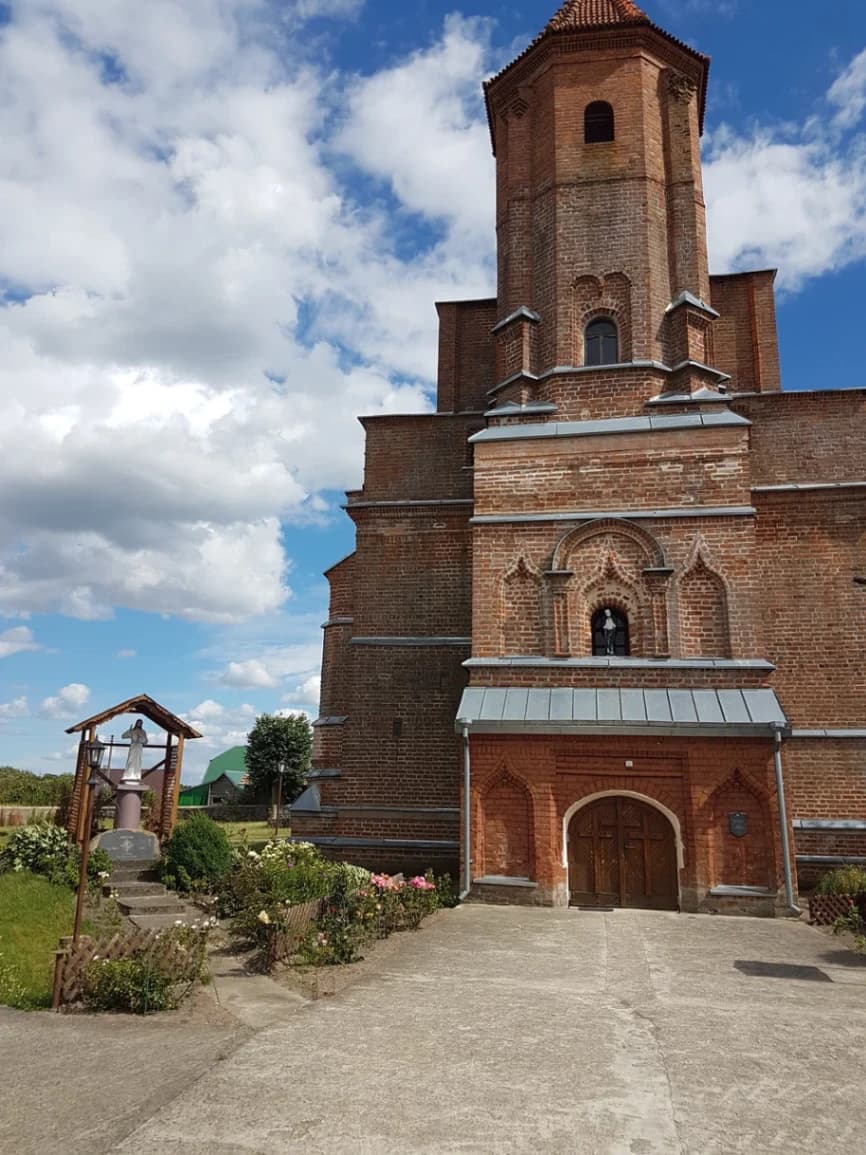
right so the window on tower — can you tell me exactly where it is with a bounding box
[585,318,619,366]
[584,101,614,143]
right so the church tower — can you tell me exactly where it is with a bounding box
[296,2,866,916]
[485,0,729,403]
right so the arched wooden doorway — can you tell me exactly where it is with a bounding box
[567,796,679,910]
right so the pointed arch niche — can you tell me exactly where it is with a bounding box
[678,545,731,658]
[501,557,543,655]
[551,519,671,658]
[481,770,533,879]
[704,770,772,890]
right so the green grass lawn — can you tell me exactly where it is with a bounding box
[0,872,85,1009]
[213,821,283,847]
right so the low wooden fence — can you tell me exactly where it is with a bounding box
[52,926,207,1009]
[808,894,856,926]
[263,899,324,969]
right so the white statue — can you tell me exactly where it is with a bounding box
[121,718,148,782]
[602,609,617,656]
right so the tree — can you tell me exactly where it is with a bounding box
[244,713,312,803]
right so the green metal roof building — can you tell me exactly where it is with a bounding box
[178,746,249,807]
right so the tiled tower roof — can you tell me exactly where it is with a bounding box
[546,0,649,30]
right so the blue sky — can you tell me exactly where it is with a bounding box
[1,0,866,781]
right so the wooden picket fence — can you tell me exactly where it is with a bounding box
[52,925,207,1009]
[263,898,325,969]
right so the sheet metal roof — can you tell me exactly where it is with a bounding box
[455,687,788,738]
[469,411,749,444]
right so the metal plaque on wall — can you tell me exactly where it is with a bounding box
[728,811,748,838]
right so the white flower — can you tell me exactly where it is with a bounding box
[257,910,271,925]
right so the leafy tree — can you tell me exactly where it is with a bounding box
[244,713,311,803]
[0,768,75,806]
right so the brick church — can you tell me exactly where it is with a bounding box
[292,0,866,915]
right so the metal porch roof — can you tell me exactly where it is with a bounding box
[455,687,789,738]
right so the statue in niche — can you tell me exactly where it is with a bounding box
[592,607,630,657]
[121,718,148,782]
[602,609,617,655]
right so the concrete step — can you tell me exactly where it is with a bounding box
[118,894,189,917]
[108,880,166,899]
[127,909,203,932]
[110,860,160,882]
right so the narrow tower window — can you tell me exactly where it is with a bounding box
[592,607,630,657]
[585,101,614,144]
[585,318,619,366]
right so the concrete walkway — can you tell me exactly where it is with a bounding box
[107,906,866,1155]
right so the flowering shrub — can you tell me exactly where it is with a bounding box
[0,823,112,889]
[218,838,444,971]
[299,871,441,966]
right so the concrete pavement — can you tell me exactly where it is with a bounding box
[108,906,866,1155]
[0,995,246,1155]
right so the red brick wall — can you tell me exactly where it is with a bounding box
[435,299,497,413]
[735,390,866,485]
[348,507,472,637]
[473,427,752,513]
[358,414,479,501]
[710,271,781,392]
[753,490,866,726]
[468,733,785,909]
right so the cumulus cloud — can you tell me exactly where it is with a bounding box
[0,696,30,720]
[287,674,321,708]
[704,49,866,290]
[39,682,91,719]
[0,0,492,625]
[183,698,259,778]
[218,659,280,690]
[0,626,41,658]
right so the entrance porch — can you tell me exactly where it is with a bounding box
[456,687,794,916]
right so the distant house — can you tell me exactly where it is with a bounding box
[178,746,248,807]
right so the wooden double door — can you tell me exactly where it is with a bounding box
[568,796,679,910]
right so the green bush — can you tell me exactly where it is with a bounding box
[83,958,175,1014]
[160,813,232,893]
[814,866,866,896]
[0,824,111,889]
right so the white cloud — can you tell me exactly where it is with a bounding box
[39,682,91,719]
[0,1,492,624]
[828,47,866,129]
[704,49,866,291]
[0,626,41,658]
[219,659,281,690]
[0,696,29,720]
[116,648,136,659]
[287,674,321,708]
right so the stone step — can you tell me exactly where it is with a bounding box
[108,880,166,899]
[110,860,160,883]
[118,894,189,917]
[127,909,203,932]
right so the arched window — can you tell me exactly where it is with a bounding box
[592,607,630,657]
[585,318,618,366]
[585,101,614,144]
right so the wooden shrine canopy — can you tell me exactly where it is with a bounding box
[66,694,202,844]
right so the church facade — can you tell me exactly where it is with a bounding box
[292,0,866,915]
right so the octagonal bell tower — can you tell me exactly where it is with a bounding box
[485,0,717,400]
